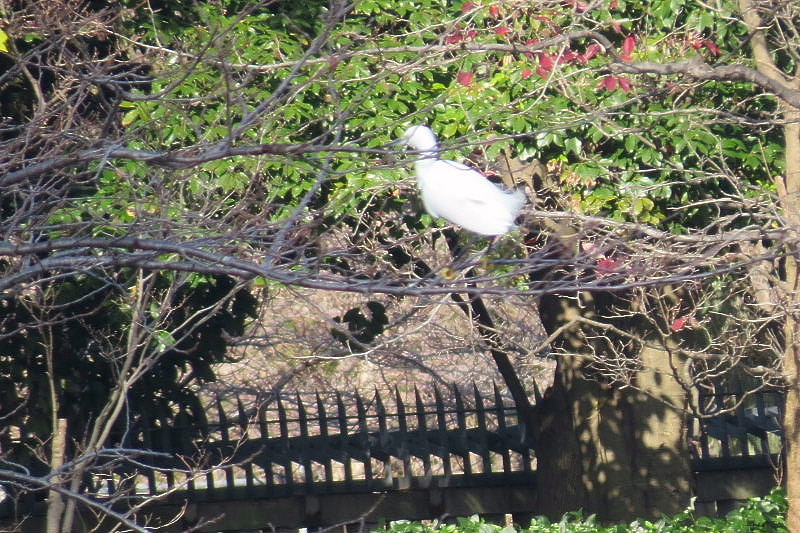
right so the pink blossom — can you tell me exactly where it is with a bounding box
[539,52,555,72]
[598,75,618,91]
[598,75,632,93]
[704,40,721,56]
[621,35,636,61]
[558,49,578,64]
[456,71,474,86]
[445,32,464,44]
[596,257,621,276]
[583,43,601,61]
[524,38,539,59]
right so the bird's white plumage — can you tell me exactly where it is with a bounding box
[395,125,525,236]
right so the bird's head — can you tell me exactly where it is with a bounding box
[390,124,439,153]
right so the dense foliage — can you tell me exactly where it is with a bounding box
[383,488,788,533]
[113,0,782,232]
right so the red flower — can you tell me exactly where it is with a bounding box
[565,0,589,11]
[521,68,534,79]
[524,38,540,59]
[598,75,618,91]
[610,0,618,8]
[539,52,555,72]
[456,71,474,86]
[621,35,636,61]
[462,1,477,13]
[672,315,699,331]
[489,4,500,17]
[495,26,511,36]
[558,49,578,64]
[704,40,721,56]
[583,43,601,62]
[598,75,632,93]
[445,32,464,44]
[596,257,621,276]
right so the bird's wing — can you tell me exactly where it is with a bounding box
[419,159,523,235]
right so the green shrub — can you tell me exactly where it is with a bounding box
[380,488,787,533]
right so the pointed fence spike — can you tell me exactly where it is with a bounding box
[297,392,309,437]
[216,394,230,443]
[355,391,373,483]
[472,383,491,474]
[395,386,408,431]
[493,383,507,428]
[433,382,452,477]
[316,392,329,435]
[433,385,447,429]
[314,391,334,486]
[414,387,427,430]
[375,388,388,433]
[295,393,313,484]
[336,392,348,434]
[335,391,353,484]
[236,395,249,434]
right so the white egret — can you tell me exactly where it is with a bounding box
[392,125,525,236]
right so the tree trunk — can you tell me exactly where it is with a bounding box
[779,108,800,533]
[781,106,800,533]
[534,292,692,522]
[45,418,68,533]
[778,96,800,533]
[785,289,800,532]
[737,0,800,527]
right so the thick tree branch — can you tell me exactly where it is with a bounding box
[0,142,386,187]
[0,222,790,299]
[610,58,800,109]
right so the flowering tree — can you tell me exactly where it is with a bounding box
[1,0,798,528]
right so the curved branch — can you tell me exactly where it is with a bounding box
[0,142,387,187]
[609,58,800,109]
[0,227,791,298]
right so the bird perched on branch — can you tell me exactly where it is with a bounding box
[391,125,525,236]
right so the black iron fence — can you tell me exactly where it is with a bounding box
[0,383,786,530]
[86,384,535,500]
[689,386,784,470]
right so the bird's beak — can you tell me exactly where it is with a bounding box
[380,138,404,165]
[386,137,404,148]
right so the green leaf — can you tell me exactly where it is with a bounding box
[633,197,654,217]
[0,29,9,53]
[565,137,582,156]
[153,330,176,352]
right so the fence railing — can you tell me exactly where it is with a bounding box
[1,382,787,529]
[688,386,784,471]
[84,383,536,501]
